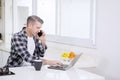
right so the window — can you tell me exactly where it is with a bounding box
[36,0,56,35]
[36,0,96,48]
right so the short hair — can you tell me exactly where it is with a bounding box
[27,15,44,26]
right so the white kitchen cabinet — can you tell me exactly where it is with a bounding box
[4,0,32,44]
[0,50,10,67]
[4,0,13,44]
[0,50,2,67]
[0,0,5,41]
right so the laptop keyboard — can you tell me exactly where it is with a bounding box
[48,65,68,70]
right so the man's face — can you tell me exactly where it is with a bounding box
[30,21,42,36]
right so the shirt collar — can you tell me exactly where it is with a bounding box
[21,27,27,38]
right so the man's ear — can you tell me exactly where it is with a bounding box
[28,23,33,29]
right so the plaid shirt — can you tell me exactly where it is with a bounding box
[6,27,47,67]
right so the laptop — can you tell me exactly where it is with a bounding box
[48,53,83,71]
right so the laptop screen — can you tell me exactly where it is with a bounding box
[67,53,83,68]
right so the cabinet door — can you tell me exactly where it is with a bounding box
[0,0,5,41]
[0,51,10,67]
[5,0,13,44]
[0,51,2,67]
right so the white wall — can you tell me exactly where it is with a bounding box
[96,0,120,80]
[46,0,120,80]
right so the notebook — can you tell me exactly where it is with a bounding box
[48,53,83,71]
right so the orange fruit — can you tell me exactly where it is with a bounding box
[69,51,76,58]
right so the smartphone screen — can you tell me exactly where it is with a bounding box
[38,30,43,37]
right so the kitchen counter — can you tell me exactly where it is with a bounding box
[0,66,105,80]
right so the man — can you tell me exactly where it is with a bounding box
[6,15,62,67]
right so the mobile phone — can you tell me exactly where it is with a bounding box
[37,30,43,37]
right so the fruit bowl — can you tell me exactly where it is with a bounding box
[61,51,76,62]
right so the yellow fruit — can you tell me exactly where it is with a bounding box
[61,52,69,58]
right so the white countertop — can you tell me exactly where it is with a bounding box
[0,66,105,80]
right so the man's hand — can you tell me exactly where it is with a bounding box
[43,60,63,66]
[39,32,46,43]
[37,31,46,47]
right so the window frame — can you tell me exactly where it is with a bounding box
[44,0,96,48]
